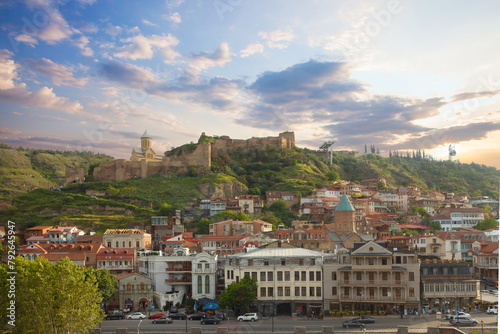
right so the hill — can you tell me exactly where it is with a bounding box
[0,145,114,200]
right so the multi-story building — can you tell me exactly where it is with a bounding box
[274,227,330,252]
[106,273,153,313]
[138,250,217,308]
[18,242,105,268]
[420,261,479,312]
[324,241,420,315]
[46,225,86,243]
[470,242,499,284]
[209,219,272,237]
[96,247,135,275]
[225,244,336,317]
[411,197,441,216]
[237,195,265,216]
[431,208,486,231]
[265,191,297,207]
[200,235,246,257]
[373,192,398,212]
[103,229,152,251]
[434,229,487,261]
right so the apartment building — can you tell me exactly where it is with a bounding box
[470,242,499,284]
[103,229,152,251]
[225,244,336,317]
[431,208,486,231]
[324,241,420,315]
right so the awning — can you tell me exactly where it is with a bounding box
[202,302,219,310]
[477,295,498,304]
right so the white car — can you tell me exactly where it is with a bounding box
[127,312,146,320]
[487,307,498,315]
[237,313,259,322]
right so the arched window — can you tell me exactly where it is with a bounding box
[205,275,210,294]
[197,276,202,294]
[127,283,131,291]
[140,282,145,291]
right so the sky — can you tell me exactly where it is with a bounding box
[1,0,500,168]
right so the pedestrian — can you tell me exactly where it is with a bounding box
[400,312,403,319]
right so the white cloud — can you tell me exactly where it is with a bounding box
[14,34,38,47]
[114,33,180,64]
[22,0,74,44]
[258,29,295,49]
[105,23,122,37]
[79,22,98,33]
[76,0,96,5]
[75,36,94,57]
[166,0,184,8]
[0,49,83,114]
[163,12,182,24]
[142,19,158,27]
[26,58,89,87]
[240,43,264,58]
[183,43,232,82]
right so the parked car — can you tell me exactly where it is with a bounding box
[237,313,259,322]
[127,312,146,320]
[152,316,173,324]
[447,312,471,320]
[201,316,221,325]
[106,311,124,320]
[487,306,498,315]
[489,289,499,295]
[189,313,207,320]
[170,306,179,313]
[169,313,187,320]
[215,313,225,321]
[450,317,478,327]
[149,313,165,319]
[351,316,375,324]
[343,320,366,328]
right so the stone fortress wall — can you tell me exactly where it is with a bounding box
[70,132,295,183]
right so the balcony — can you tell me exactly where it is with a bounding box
[340,295,407,302]
[166,267,192,272]
[340,279,406,286]
[165,277,191,284]
[98,265,133,270]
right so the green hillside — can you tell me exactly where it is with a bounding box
[0,145,114,199]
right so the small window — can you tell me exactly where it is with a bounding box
[248,259,253,266]
[264,260,269,266]
[299,259,304,265]
[281,258,286,265]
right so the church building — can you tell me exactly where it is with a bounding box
[130,130,163,162]
[331,194,356,233]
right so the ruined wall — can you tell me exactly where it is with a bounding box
[214,131,295,153]
[65,167,84,184]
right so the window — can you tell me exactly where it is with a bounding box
[316,287,321,297]
[278,287,283,296]
[235,259,240,266]
[260,272,266,281]
[310,271,315,281]
[281,258,286,265]
[127,283,131,291]
[443,267,448,275]
[198,263,202,269]
[261,287,266,297]
[355,258,361,265]
[268,287,274,297]
[433,267,438,275]
[299,258,304,265]
[311,258,316,265]
[277,271,283,281]
[295,271,300,281]
[395,256,401,264]
[285,271,290,281]
[409,272,414,281]
[129,241,132,247]
[453,267,458,275]
[198,276,202,294]
[295,287,300,296]
[268,272,273,281]
[248,259,253,266]
[395,272,401,282]
[301,287,306,297]
[332,272,337,280]
[264,260,269,266]
[244,272,250,278]
[136,241,140,248]
[423,268,428,275]
[310,287,315,297]
[316,271,321,281]
[409,287,414,297]
[115,242,119,247]
[227,270,230,278]
[285,287,290,296]
[252,272,257,280]
[382,258,388,265]
[382,287,388,296]
[301,271,306,281]
[382,272,388,281]
[368,258,374,265]
[332,287,337,295]
[205,275,210,294]
[107,242,111,247]
[356,272,362,280]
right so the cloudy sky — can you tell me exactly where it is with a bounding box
[1,0,500,168]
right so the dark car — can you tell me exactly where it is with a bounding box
[106,311,124,320]
[149,313,166,319]
[170,306,179,313]
[215,313,225,321]
[450,317,478,327]
[343,320,366,329]
[169,313,187,320]
[351,316,375,324]
[189,313,207,320]
[201,316,220,325]
[152,316,173,324]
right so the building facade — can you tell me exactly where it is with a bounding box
[324,241,420,315]
[103,229,152,251]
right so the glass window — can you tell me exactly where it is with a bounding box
[278,287,283,296]
[310,271,315,281]
[285,271,290,281]
[261,287,266,297]
[252,272,257,280]
[332,287,337,295]
[295,271,300,281]
[332,272,337,280]
[205,275,210,294]
[316,287,321,297]
[316,271,321,281]
[268,272,273,281]
[301,287,306,297]
[277,271,283,281]
[295,287,300,296]
[198,276,202,294]
[260,272,266,281]
[310,287,315,297]
[268,287,273,297]
[409,272,414,281]
[285,287,290,296]
[301,271,306,281]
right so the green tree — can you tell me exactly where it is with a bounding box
[212,211,251,222]
[269,200,288,212]
[85,268,118,302]
[326,170,339,182]
[261,213,282,230]
[218,276,257,312]
[473,217,499,230]
[196,219,211,235]
[158,202,176,216]
[1,257,103,333]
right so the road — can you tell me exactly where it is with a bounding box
[98,312,498,333]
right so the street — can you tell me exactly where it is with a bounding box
[98,312,498,333]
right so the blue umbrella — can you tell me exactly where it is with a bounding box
[194,301,197,313]
[202,302,219,310]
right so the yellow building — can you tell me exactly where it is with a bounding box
[130,130,163,162]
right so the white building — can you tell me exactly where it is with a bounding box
[47,225,85,243]
[432,208,486,231]
[225,245,336,317]
[138,249,217,307]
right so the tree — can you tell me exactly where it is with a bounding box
[260,213,282,230]
[158,202,176,216]
[473,217,499,230]
[218,276,257,313]
[325,170,339,182]
[0,257,103,333]
[196,219,211,235]
[85,267,118,302]
[269,200,288,212]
